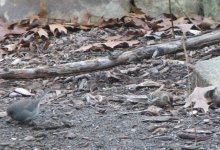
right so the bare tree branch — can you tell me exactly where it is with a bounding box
[1,30,220,79]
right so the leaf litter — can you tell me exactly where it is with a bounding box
[184,86,216,113]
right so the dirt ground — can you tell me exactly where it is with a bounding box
[1,27,220,150]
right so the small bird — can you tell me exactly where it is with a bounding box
[7,90,51,123]
[149,91,173,108]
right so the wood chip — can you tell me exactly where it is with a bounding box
[142,116,177,122]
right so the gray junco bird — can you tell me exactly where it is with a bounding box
[7,90,51,123]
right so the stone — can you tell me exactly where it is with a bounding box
[193,56,220,106]
[1,0,220,23]
[24,135,35,141]
[0,0,130,22]
[203,0,220,21]
[134,0,201,18]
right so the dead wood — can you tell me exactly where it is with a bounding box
[1,30,220,79]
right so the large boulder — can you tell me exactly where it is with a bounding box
[134,0,202,18]
[0,0,130,22]
[193,56,220,106]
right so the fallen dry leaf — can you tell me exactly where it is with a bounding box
[97,17,121,28]
[0,19,26,41]
[102,32,138,42]
[184,86,216,113]
[176,24,194,35]
[73,43,102,52]
[3,43,18,51]
[173,17,188,25]
[38,28,48,38]
[49,24,67,35]
[74,40,138,52]
[29,15,40,25]
[198,17,216,30]
[17,14,48,28]
[157,19,173,31]
[132,17,149,30]
[123,29,145,39]
[102,40,139,48]
[31,27,48,38]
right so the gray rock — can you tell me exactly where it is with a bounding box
[0,0,130,22]
[193,56,220,106]
[203,0,220,21]
[134,0,201,18]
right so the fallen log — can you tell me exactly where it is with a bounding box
[1,30,220,79]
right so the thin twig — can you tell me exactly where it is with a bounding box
[169,0,175,38]
[181,32,197,144]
